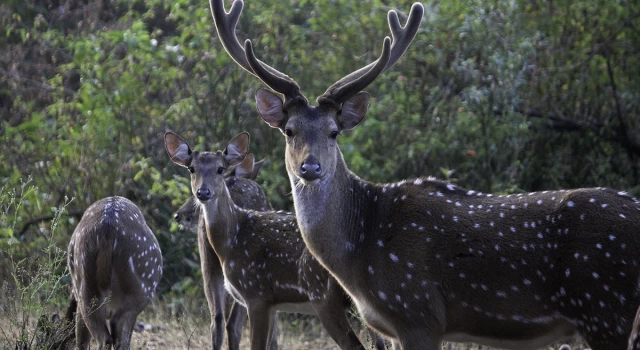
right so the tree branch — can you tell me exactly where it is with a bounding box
[18,210,85,237]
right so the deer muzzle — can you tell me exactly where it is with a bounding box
[196,187,213,201]
[299,155,322,182]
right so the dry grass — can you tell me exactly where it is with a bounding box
[112,302,591,350]
[0,295,592,350]
[127,304,355,350]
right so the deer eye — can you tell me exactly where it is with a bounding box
[188,166,195,174]
[330,130,340,139]
[217,167,225,174]
[284,128,293,137]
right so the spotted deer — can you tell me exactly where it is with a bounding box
[67,196,162,349]
[165,131,385,350]
[174,154,269,229]
[174,153,274,350]
[210,0,640,349]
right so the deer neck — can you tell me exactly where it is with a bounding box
[199,189,239,261]
[289,148,374,276]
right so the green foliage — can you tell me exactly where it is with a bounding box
[1,0,639,315]
[0,180,71,348]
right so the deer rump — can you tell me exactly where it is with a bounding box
[68,196,162,347]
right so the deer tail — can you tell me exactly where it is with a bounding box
[94,223,114,291]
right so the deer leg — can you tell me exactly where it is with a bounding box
[109,308,138,350]
[199,225,226,350]
[396,329,440,350]
[77,291,111,348]
[267,312,278,350]
[75,309,91,350]
[247,304,274,350]
[367,328,387,350]
[313,295,364,349]
[225,301,247,350]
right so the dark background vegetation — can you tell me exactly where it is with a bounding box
[1,0,639,317]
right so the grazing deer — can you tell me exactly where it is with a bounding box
[35,296,77,349]
[210,0,640,349]
[165,131,385,350]
[67,196,162,349]
[174,153,274,350]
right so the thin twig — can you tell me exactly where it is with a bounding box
[18,210,84,237]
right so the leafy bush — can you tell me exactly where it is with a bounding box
[1,0,639,316]
[0,179,71,348]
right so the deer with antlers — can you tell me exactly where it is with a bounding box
[165,131,385,350]
[174,153,274,350]
[67,196,162,349]
[210,0,640,349]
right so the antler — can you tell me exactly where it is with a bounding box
[209,0,302,101]
[317,3,424,105]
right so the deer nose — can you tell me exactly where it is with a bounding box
[196,188,212,201]
[300,156,321,181]
[173,213,181,222]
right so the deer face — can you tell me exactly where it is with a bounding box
[208,0,420,186]
[256,89,370,186]
[165,132,249,202]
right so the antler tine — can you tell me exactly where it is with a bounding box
[210,0,301,100]
[318,3,424,105]
[244,40,305,102]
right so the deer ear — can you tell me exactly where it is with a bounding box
[256,88,286,129]
[338,91,369,130]
[165,132,193,167]
[224,132,249,166]
[250,158,266,180]
[234,153,254,179]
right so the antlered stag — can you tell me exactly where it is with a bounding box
[165,131,385,350]
[210,0,640,349]
[68,196,162,349]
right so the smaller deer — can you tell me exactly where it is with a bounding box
[174,153,275,350]
[67,196,162,349]
[165,131,385,350]
[174,154,268,230]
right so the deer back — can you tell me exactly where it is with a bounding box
[67,196,162,346]
[322,178,640,348]
[69,196,162,300]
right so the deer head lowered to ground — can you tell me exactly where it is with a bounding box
[67,196,162,349]
[173,152,274,350]
[210,1,640,349]
[165,131,386,350]
[35,296,77,349]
